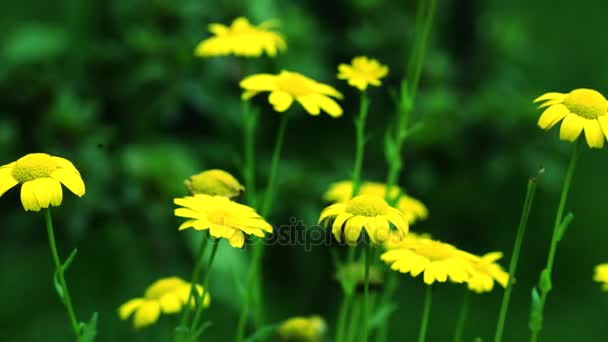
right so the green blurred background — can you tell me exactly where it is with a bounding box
[1,0,608,340]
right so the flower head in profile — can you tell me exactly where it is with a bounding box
[118,277,210,329]
[240,70,343,117]
[466,252,509,293]
[185,169,244,198]
[337,56,389,91]
[534,88,608,148]
[323,180,428,225]
[194,17,286,58]
[0,153,85,211]
[318,194,408,245]
[381,234,476,285]
[174,195,272,248]
[278,315,327,342]
[594,263,608,291]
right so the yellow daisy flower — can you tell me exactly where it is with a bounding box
[194,17,286,58]
[0,153,85,212]
[318,194,408,245]
[534,88,608,148]
[118,277,210,329]
[594,263,608,291]
[466,252,509,294]
[184,169,244,198]
[380,234,476,285]
[323,180,428,225]
[174,195,272,248]
[278,315,326,342]
[240,70,343,117]
[337,56,389,91]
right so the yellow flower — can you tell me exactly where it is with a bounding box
[0,153,85,211]
[466,252,509,294]
[174,195,272,248]
[323,180,428,225]
[337,56,389,91]
[184,169,244,198]
[118,277,210,329]
[594,263,608,291]
[240,70,343,117]
[534,88,608,148]
[194,17,286,58]
[380,234,476,285]
[278,315,326,342]
[318,195,408,245]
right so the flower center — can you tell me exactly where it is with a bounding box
[415,241,456,261]
[276,71,314,96]
[345,195,389,217]
[11,153,58,182]
[563,88,608,119]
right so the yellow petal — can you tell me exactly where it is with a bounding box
[228,230,245,248]
[533,92,566,103]
[50,169,85,197]
[133,301,161,328]
[537,104,568,130]
[240,74,278,91]
[20,180,41,211]
[584,119,605,148]
[315,95,343,117]
[118,298,144,319]
[159,294,182,314]
[38,178,63,207]
[296,95,320,115]
[559,113,585,142]
[0,163,19,197]
[597,115,608,141]
[51,157,81,176]
[268,91,294,112]
[208,23,228,35]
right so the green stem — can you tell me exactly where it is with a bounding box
[235,241,263,342]
[335,247,357,342]
[243,100,258,207]
[375,272,398,342]
[362,244,372,342]
[188,238,220,339]
[418,286,433,342]
[261,113,289,217]
[44,208,81,342]
[494,175,539,342]
[453,291,471,342]
[175,233,209,341]
[345,297,362,342]
[351,92,370,198]
[529,141,581,342]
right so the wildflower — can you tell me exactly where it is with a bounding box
[594,263,608,291]
[534,88,608,148]
[318,194,408,245]
[466,252,509,293]
[118,277,210,329]
[323,180,428,224]
[240,70,343,117]
[194,17,286,58]
[278,315,326,342]
[380,234,475,285]
[337,56,389,91]
[184,169,244,198]
[174,195,272,248]
[0,153,85,211]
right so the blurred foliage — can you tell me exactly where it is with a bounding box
[1,0,608,341]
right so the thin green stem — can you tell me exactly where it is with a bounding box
[44,208,81,342]
[335,247,358,342]
[362,244,372,342]
[529,141,581,342]
[189,238,220,339]
[235,241,263,342]
[375,272,398,342]
[243,100,258,207]
[418,286,433,342]
[351,92,370,198]
[453,291,471,342]
[345,297,362,342]
[261,113,289,217]
[175,233,209,341]
[494,175,540,342]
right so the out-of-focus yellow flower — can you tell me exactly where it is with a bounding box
[323,180,428,225]
[118,277,209,329]
[278,315,326,342]
[0,153,85,211]
[185,169,244,198]
[194,17,286,58]
[466,252,509,294]
[337,56,389,91]
[174,195,272,248]
[336,262,384,292]
[318,194,408,245]
[534,88,608,148]
[594,263,608,291]
[240,70,343,117]
[381,234,476,285]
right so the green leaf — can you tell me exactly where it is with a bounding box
[191,321,213,340]
[528,287,542,332]
[62,248,78,271]
[538,269,552,293]
[53,271,65,303]
[244,324,278,342]
[80,313,98,342]
[556,212,574,242]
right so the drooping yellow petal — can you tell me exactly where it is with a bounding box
[583,119,605,148]
[20,180,41,211]
[344,216,364,245]
[240,74,278,92]
[118,298,144,320]
[314,94,343,117]
[268,91,294,112]
[159,294,182,314]
[537,104,569,130]
[597,115,608,141]
[227,230,245,248]
[133,301,161,328]
[296,95,321,115]
[31,178,63,208]
[533,92,566,103]
[50,169,85,197]
[0,163,18,197]
[559,113,585,142]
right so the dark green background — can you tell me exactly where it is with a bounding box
[1,0,607,341]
